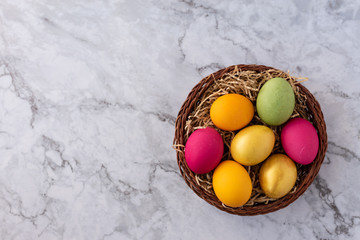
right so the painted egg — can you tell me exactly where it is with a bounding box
[185,127,224,174]
[281,118,319,165]
[230,125,275,166]
[259,154,297,199]
[256,78,295,126]
[212,160,252,207]
[210,94,254,131]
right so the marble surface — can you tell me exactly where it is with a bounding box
[0,0,359,239]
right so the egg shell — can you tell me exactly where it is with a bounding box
[212,160,252,207]
[281,118,319,165]
[230,125,275,166]
[185,127,224,174]
[256,78,295,126]
[259,154,297,199]
[210,94,254,131]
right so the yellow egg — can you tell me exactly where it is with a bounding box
[259,154,297,199]
[210,94,254,131]
[212,160,252,207]
[230,125,275,166]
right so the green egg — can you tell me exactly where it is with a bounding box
[256,78,295,126]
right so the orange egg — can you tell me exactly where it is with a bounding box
[210,94,254,131]
[212,160,252,207]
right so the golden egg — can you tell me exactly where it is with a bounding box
[259,154,297,199]
[230,125,275,166]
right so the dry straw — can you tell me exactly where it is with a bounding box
[173,64,327,215]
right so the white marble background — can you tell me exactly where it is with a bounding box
[0,0,359,239]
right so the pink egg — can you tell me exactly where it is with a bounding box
[281,118,319,165]
[185,127,224,174]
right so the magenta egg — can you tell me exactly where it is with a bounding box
[281,118,319,165]
[185,127,224,174]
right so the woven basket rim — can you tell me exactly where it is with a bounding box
[173,64,328,216]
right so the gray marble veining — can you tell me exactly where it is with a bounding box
[0,0,360,239]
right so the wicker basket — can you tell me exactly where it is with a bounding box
[173,64,328,216]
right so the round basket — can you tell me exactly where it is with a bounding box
[173,64,328,216]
